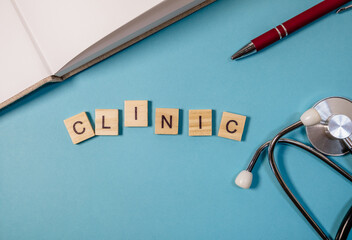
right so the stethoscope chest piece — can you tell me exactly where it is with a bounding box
[306,97,352,156]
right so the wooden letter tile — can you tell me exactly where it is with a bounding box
[124,100,148,127]
[64,112,95,144]
[155,108,179,135]
[95,109,119,135]
[218,112,246,141]
[189,109,212,136]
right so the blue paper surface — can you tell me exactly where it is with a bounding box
[1,0,352,239]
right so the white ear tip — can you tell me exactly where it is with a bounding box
[235,170,253,189]
[300,108,321,126]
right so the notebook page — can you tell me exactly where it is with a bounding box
[57,0,204,76]
[0,0,50,105]
[13,0,164,74]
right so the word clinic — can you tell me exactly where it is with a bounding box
[63,100,247,144]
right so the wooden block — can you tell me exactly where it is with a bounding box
[124,100,148,127]
[155,108,179,135]
[95,109,119,135]
[189,109,212,136]
[64,112,95,144]
[218,112,246,141]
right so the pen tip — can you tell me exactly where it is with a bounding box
[230,42,257,61]
[231,54,239,60]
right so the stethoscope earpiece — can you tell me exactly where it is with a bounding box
[300,108,321,126]
[235,170,253,189]
[235,96,352,239]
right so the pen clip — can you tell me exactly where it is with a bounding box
[337,4,352,13]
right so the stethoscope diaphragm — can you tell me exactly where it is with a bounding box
[306,97,352,156]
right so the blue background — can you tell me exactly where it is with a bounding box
[1,0,352,239]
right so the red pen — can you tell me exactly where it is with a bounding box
[231,0,352,60]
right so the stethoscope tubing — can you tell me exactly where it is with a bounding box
[336,205,352,240]
[247,138,352,181]
[269,121,330,240]
[248,120,352,240]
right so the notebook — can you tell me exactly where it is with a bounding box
[0,0,215,109]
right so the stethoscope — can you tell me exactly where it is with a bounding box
[235,97,352,240]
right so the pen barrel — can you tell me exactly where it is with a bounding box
[252,0,351,51]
